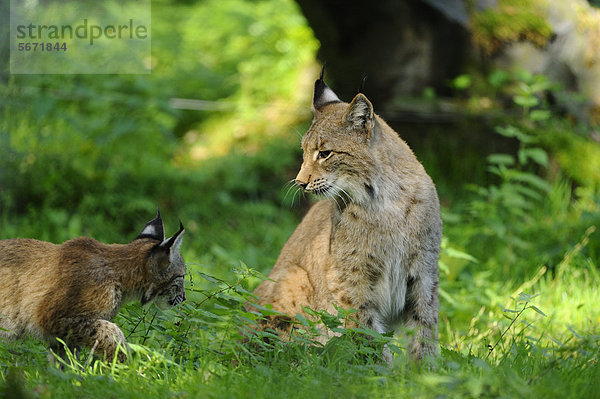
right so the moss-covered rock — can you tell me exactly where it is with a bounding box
[471,0,552,56]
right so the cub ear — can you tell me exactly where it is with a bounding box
[313,65,341,112]
[159,221,185,263]
[343,93,374,134]
[136,209,165,241]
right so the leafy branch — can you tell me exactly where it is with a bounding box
[487,292,546,359]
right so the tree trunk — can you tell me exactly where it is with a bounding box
[295,0,470,108]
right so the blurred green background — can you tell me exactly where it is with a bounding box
[2,0,319,279]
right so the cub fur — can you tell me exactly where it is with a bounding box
[252,71,442,360]
[0,211,185,362]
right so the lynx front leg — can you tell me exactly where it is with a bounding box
[86,320,129,362]
[404,272,439,360]
[48,317,129,362]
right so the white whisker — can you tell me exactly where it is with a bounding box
[326,181,351,210]
[282,179,298,204]
[329,187,342,212]
[290,186,302,208]
[331,187,346,208]
[292,127,304,140]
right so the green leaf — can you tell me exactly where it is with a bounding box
[514,95,539,108]
[495,125,536,143]
[495,125,521,138]
[567,324,583,339]
[530,78,553,93]
[452,74,472,90]
[518,292,540,302]
[520,320,535,328]
[196,309,221,319]
[529,305,547,317]
[438,259,450,275]
[514,184,542,201]
[423,86,436,100]
[197,272,220,283]
[488,69,510,88]
[353,327,383,339]
[520,148,549,167]
[295,313,309,326]
[387,344,405,355]
[444,247,479,263]
[487,154,515,166]
[510,172,552,192]
[486,165,503,177]
[529,109,551,122]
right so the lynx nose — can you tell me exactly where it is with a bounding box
[295,179,308,189]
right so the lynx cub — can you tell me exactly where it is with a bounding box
[253,71,442,359]
[0,211,185,362]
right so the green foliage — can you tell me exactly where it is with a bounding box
[450,74,472,91]
[541,128,600,187]
[0,0,314,249]
[178,0,315,103]
[446,72,600,281]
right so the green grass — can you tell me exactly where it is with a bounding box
[1,113,599,399]
[2,250,599,399]
[2,0,600,397]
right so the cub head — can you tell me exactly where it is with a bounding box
[295,70,377,205]
[136,211,186,310]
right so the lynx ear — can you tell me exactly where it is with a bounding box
[159,221,185,263]
[313,65,341,112]
[343,93,374,134]
[136,209,165,241]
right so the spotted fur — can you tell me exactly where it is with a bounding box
[0,211,185,362]
[251,74,442,360]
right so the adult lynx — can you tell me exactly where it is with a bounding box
[253,71,442,359]
[0,211,185,362]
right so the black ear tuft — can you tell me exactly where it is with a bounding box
[358,75,367,94]
[313,65,341,111]
[159,221,185,253]
[136,208,165,241]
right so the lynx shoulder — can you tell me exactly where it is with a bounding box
[0,211,186,362]
[251,71,443,359]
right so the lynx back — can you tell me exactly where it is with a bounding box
[0,211,186,362]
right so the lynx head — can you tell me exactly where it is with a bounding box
[136,211,186,310]
[295,70,378,205]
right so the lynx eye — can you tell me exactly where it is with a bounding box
[318,150,332,159]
